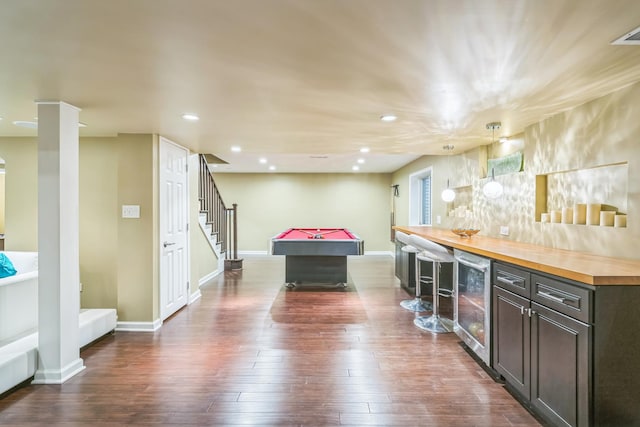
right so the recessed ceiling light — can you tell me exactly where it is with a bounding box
[12,120,38,129]
[259,158,267,164]
[360,147,370,153]
[269,165,276,171]
[352,165,360,171]
[380,114,397,122]
[231,146,242,153]
[357,158,365,164]
[182,113,199,121]
[13,120,86,129]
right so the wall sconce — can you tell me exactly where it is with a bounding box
[483,168,503,199]
[441,144,456,202]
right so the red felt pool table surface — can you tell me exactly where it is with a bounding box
[275,228,357,240]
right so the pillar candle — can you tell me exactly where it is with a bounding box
[561,207,573,224]
[600,211,615,227]
[586,203,601,226]
[614,214,627,228]
[541,213,550,223]
[550,210,562,223]
[573,204,587,225]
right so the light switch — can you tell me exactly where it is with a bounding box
[122,205,140,218]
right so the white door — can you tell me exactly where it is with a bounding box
[159,137,189,320]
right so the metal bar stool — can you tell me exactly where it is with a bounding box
[396,231,432,312]
[409,234,455,333]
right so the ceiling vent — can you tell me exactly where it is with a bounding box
[611,25,640,45]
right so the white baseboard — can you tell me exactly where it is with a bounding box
[238,250,269,256]
[32,358,85,384]
[189,289,202,304]
[198,270,221,287]
[115,319,162,332]
[239,250,393,257]
[363,251,393,256]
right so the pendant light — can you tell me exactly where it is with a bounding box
[441,144,456,202]
[483,123,504,199]
[483,167,503,199]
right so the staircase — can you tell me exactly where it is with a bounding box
[197,210,225,274]
[198,154,242,271]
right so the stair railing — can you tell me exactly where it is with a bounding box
[198,154,242,270]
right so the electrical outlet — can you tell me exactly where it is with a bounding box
[122,205,140,218]
[500,226,510,236]
[436,215,441,224]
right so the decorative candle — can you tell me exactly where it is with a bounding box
[573,204,587,225]
[600,211,615,227]
[614,214,627,228]
[561,207,573,224]
[550,210,562,223]
[586,203,601,226]
[541,213,550,223]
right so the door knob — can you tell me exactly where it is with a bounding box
[163,241,176,248]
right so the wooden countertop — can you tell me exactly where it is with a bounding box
[394,226,640,286]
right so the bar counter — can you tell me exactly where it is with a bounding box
[394,226,640,285]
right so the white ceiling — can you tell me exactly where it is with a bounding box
[1,0,640,173]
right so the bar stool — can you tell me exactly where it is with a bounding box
[396,231,432,313]
[409,234,455,333]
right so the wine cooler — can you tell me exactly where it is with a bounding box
[453,249,492,366]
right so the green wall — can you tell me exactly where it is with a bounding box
[0,134,163,322]
[0,138,38,251]
[212,172,393,253]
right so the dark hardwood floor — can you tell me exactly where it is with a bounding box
[0,255,541,426]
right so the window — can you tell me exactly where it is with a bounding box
[409,167,432,226]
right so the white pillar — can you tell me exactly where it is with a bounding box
[32,101,85,384]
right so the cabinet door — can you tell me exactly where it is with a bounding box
[395,241,416,292]
[531,302,590,427]
[493,286,531,399]
[394,242,404,281]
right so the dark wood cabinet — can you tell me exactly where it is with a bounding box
[394,240,415,294]
[392,227,640,427]
[493,286,530,399]
[493,263,592,427]
[492,261,640,427]
[530,302,590,427]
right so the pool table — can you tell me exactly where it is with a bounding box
[271,228,364,287]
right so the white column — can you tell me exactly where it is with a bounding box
[32,101,85,384]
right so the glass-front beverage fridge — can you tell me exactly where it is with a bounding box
[453,249,492,366]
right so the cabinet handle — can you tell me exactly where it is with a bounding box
[538,290,568,304]
[497,275,524,287]
[520,306,525,316]
[527,308,536,318]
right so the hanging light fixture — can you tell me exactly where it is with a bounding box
[483,122,504,199]
[441,144,456,202]
[483,167,503,199]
